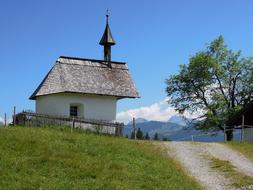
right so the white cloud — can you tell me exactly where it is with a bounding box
[7,118,13,124]
[0,116,12,124]
[116,99,201,124]
[0,117,3,123]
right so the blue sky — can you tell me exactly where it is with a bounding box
[1,0,253,121]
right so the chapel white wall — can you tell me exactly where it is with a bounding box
[35,93,117,121]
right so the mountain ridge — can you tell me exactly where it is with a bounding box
[124,118,240,142]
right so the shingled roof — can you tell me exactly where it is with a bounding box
[29,56,139,100]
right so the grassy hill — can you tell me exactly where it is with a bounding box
[0,126,202,190]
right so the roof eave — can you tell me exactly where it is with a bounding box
[30,92,140,100]
[29,95,36,100]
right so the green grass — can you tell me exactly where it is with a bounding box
[225,142,253,161]
[209,157,253,189]
[0,126,202,190]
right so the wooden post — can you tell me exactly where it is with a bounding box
[224,124,227,142]
[4,113,7,127]
[23,112,26,126]
[71,117,74,133]
[120,124,123,136]
[191,135,194,142]
[115,124,118,136]
[118,124,121,136]
[117,124,121,136]
[133,117,136,140]
[241,115,245,142]
[13,106,16,127]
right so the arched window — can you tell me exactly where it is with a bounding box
[69,103,84,118]
[70,106,78,117]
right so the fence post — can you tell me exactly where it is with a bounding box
[115,124,118,136]
[4,113,7,127]
[117,124,121,136]
[241,115,245,142]
[191,135,194,142]
[120,124,123,136]
[133,117,136,140]
[116,123,123,137]
[23,112,26,126]
[13,106,16,127]
[224,124,227,142]
[71,117,75,133]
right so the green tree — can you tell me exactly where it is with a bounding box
[166,36,253,140]
[130,132,135,139]
[136,128,143,139]
[144,132,150,140]
[154,132,159,140]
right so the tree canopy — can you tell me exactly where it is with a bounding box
[136,128,144,140]
[154,132,159,140]
[145,132,150,140]
[166,36,253,139]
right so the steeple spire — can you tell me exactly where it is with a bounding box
[99,10,116,63]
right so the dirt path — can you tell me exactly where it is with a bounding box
[165,142,253,190]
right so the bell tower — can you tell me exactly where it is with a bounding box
[99,11,116,63]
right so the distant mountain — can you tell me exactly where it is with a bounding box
[123,119,241,142]
[124,120,184,139]
[168,115,188,126]
[127,118,148,125]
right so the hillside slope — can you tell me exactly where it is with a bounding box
[0,126,201,190]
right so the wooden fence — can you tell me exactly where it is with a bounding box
[224,125,253,142]
[15,111,124,136]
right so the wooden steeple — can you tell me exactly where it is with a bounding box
[99,12,116,62]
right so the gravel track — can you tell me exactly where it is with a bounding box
[165,142,253,190]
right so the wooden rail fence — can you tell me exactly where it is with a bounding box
[15,111,124,136]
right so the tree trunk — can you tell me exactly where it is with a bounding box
[225,130,234,141]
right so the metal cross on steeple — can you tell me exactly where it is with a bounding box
[106,9,109,24]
